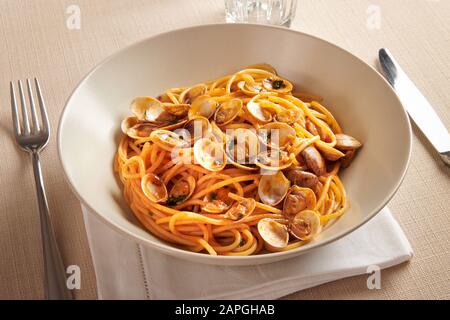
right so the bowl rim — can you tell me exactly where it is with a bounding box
[57,23,412,262]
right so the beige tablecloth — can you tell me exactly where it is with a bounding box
[0,0,449,300]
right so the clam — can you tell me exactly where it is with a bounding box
[126,123,157,139]
[285,169,319,191]
[188,95,218,119]
[341,150,356,168]
[131,96,177,123]
[225,128,260,171]
[168,176,196,205]
[121,116,140,134]
[246,100,272,123]
[159,119,188,132]
[301,146,326,176]
[224,197,257,221]
[210,121,226,145]
[283,186,317,217]
[121,116,159,139]
[183,116,211,144]
[257,218,289,249]
[262,77,293,94]
[194,138,227,172]
[315,144,345,161]
[293,154,308,171]
[258,171,291,206]
[255,150,293,171]
[237,80,265,96]
[202,188,233,214]
[258,122,296,150]
[179,84,207,104]
[289,210,322,241]
[275,108,301,124]
[150,130,190,151]
[214,99,243,126]
[141,173,168,203]
[156,93,173,103]
[335,134,363,151]
[162,103,190,117]
[315,181,324,198]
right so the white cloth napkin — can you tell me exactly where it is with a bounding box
[82,206,413,300]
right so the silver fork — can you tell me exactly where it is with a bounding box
[10,79,72,300]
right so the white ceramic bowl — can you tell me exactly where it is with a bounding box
[58,24,411,265]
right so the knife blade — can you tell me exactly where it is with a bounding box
[379,48,450,166]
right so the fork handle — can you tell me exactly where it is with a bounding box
[32,152,73,300]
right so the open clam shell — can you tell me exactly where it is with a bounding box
[225,128,260,171]
[179,84,207,104]
[141,173,168,203]
[224,197,257,221]
[275,108,301,124]
[289,210,322,241]
[214,99,243,126]
[188,95,218,119]
[168,176,196,205]
[183,116,211,145]
[258,122,296,150]
[202,188,233,214]
[283,186,317,217]
[131,96,177,123]
[257,218,289,249]
[162,103,190,117]
[258,171,291,206]
[246,100,272,123]
[150,129,190,151]
[193,138,227,172]
[237,80,265,96]
[262,77,293,94]
[255,149,293,171]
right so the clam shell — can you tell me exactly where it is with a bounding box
[188,95,218,119]
[141,173,168,203]
[257,218,289,249]
[150,129,190,151]
[283,186,317,217]
[258,171,291,206]
[289,210,321,241]
[214,99,243,126]
[168,176,196,204]
[258,122,296,150]
[194,138,227,172]
[335,134,363,151]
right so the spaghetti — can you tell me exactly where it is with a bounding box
[115,64,362,256]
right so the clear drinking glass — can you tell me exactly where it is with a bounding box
[225,0,298,27]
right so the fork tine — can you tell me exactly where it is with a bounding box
[18,80,31,134]
[26,79,40,132]
[10,82,21,136]
[34,78,50,133]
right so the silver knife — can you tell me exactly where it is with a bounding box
[379,48,450,166]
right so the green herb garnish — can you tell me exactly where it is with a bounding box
[272,80,285,90]
[167,195,187,206]
[210,192,218,200]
